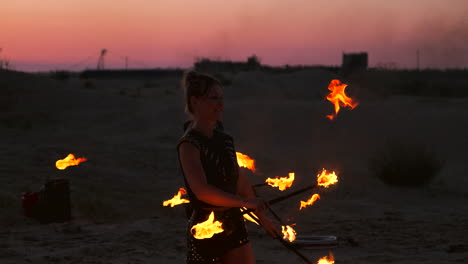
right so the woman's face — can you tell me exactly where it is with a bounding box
[192,85,224,121]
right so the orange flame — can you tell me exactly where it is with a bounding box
[236,152,256,172]
[242,210,260,226]
[317,252,335,264]
[190,212,224,239]
[317,169,338,188]
[266,172,295,191]
[282,224,297,242]
[55,154,87,170]
[299,194,321,210]
[325,79,358,120]
[163,188,190,207]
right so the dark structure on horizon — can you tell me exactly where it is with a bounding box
[80,69,183,79]
[194,55,261,73]
[342,52,368,74]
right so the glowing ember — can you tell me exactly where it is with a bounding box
[317,169,338,188]
[282,224,297,242]
[299,194,321,210]
[163,188,190,207]
[242,208,260,225]
[325,79,358,120]
[191,212,224,239]
[55,154,87,170]
[266,172,295,191]
[317,252,335,264]
[236,152,256,172]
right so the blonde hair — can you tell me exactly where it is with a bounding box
[182,70,222,114]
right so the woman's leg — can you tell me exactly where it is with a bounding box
[221,242,255,264]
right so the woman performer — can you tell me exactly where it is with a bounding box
[177,71,278,264]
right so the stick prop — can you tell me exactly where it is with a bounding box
[268,184,317,205]
[240,209,313,264]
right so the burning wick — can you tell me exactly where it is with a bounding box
[282,224,297,242]
[325,79,358,120]
[162,188,190,207]
[299,194,321,210]
[317,169,338,188]
[191,212,224,239]
[55,153,87,170]
[317,252,335,264]
[266,172,295,191]
[236,152,256,172]
[242,207,260,225]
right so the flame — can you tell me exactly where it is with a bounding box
[236,152,256,172]
[191,212,224,239]
[317,252,335,264]
[163,188,190,207]
[299,194,321,210]
[55,153,87,170]
[243,213,260,226]
[282,225,297,242]
[325,79,358,120]
[266,172,295,191]
[317,169,338,188]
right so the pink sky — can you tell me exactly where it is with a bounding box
[1,0,467,71]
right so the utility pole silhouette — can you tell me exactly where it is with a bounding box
[416,49,420,71]
[97,49,107,70]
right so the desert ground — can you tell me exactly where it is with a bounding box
[1,68,467,263]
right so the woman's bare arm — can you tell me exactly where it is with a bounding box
[179,142,261,209]
[237,169,280,238]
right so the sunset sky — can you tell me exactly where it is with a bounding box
[1,0,467,71]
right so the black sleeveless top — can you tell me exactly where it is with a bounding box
[177,127,239,210]
[177,125,250,263]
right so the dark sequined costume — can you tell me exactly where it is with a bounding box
[177,127,249,264]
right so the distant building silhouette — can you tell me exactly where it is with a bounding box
[194,55,261,73]
[80,69,183,79]
[342,52,368,75]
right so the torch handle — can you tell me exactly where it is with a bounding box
[252,182,269,188]
[242,208,313,264]
[276,237,314,264]
[268,184,317,206]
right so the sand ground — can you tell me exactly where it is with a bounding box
[1,69,467,263]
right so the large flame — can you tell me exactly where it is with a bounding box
[55,154,87,170]
[163,188,190,207]
[266,172,295,191]
[317,169,338,188]
[191,212,224,239]
[236,152,256,172]
[282,225,297,242]
[325,79,358,120]
[299,194,321,210]
[317,252,335,264]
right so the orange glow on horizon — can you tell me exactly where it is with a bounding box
[2,1,465,71]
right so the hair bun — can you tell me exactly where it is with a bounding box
[184,70,199,87]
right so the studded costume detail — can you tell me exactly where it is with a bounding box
[177,128,249,264]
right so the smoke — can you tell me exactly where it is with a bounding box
[410,13,468,69]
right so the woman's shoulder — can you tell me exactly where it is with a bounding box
[177,129,205,150]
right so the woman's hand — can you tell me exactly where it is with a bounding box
[242,197,268,213]
[258,215,280,238]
